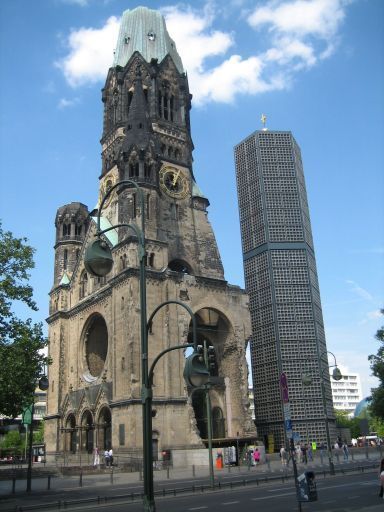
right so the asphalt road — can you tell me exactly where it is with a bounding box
[85,472,384,512]
[2,470,382,512]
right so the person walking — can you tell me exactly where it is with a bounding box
[302,444,308,464]
[108,447,114,466]
[93,446,100,467]
[253,448,260,466]
[342,442,349,461]
[280,446,287,466]
[307,444,313,462]
[379,458,384,498]
[104,449,110,467]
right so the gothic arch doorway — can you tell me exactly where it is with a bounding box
[64,414,77,453]
[80,410,94,453]
[97,407,112,450]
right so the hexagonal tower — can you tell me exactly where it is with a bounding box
[45,7,255,465]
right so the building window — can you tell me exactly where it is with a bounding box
[63,249,68,270]
[63,223,71,237]
[146,194,150,219]
[80,271,88,299]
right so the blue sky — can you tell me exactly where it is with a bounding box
[0,0,383,397]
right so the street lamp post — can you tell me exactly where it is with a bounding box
[319,351,342,475]
[26,375,49,492]
[84,180,207,512]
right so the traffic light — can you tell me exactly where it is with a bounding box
[183,347,210,388]
[207,345,217,375]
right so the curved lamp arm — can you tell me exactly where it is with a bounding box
[97,179,145,239]
[147,300,197,351]
[148,343,194,388]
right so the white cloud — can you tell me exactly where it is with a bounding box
[56,1,351,105]
[55,16,119,87]
[247,0,349,71]
[58,97,80,109]
[248,0,347,38]
[346,280,374,302]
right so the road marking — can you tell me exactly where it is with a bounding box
[188,508,208,511]
[251,491,295,500]
[222,501,240,505]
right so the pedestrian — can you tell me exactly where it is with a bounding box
[104,449,110,467]
[280,446,287,466]
[307,444,313,462]
[108,447,114,466]
[302,444,308,464]
[342,442,349,461]
[296,444,302,463]
[253,448,260,466]
[379,458,384,498]
[93,446,100,467]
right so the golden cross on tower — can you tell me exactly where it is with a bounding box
[261,113,267,130]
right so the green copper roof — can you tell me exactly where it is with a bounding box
[113,6,184,73]
[59,272,70,286]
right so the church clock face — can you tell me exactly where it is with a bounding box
[159,165,189,199]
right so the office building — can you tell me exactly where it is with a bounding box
[331,369,363,417]
[234,127,336,447]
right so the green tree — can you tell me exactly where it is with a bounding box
[0,221,49,418]
[334,409,361,438]
[0,430,24,454]
[33,421,44,444]
[368,309,384,420]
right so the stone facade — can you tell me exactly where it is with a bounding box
[45,7,255,461]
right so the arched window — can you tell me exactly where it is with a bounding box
[129,162,139,177]
[144,163,152,179]
[75,225,82,236]
[168,259,192,274]
[80,271,88,299]
[212,407,225,438]
[132,193,137,218]
[170,96,174,122]
[121,253,127,270]
[63,223,71,237]
[128,90,133,110]
[146,194,150,219]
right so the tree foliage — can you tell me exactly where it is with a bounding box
[0,221,49,418]
[334,409,361,438]
[368,309,384,420]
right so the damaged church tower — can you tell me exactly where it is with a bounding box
[45,6,255,463]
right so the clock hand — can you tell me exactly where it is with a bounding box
[172,170,180,186]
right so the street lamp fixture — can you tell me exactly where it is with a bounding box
[184,350,210,388]
[84,180,200,512]
[84,239,113,277]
